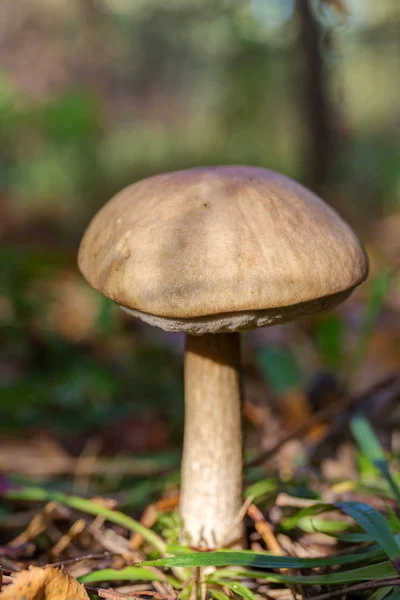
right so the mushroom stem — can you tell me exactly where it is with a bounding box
[180,332,244,548]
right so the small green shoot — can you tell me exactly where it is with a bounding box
[351,414,400,505]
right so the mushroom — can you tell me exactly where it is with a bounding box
[78,166,368,548]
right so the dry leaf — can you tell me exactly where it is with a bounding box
[0,566,89,599]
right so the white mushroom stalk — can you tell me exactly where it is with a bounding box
[181,332,243,547]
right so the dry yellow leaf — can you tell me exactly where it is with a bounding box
[0,566,89,600]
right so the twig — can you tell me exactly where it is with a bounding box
[189,570,198,600]
[219,495,254,548]
[247,504,283,556]
[46,551,113,568]
[246,374,400,468]
[307,576,400,600]
[9,501,61,547]
[200,568,207,600]
[50,518,86,556]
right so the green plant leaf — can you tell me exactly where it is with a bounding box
[219,580,258,600]
[334,532,376,543]
[351,415,388,464]
[245,477,278,500]
[351,415,400,505]
[367,587,394,600]
[337,502,400,561]
[210,591,231,600]
[143,545,382,570]
[314,314,344,369]
[257,347,303,393]
[209,561,396,585]
[79,567,160,583]
[294,516,353,534]
[280,502,335,530]
[79,567,180,588]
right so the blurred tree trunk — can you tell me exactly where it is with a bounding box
[78,0,110,101]
[297,0,338,188]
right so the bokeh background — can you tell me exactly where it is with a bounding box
[1,0,399,496]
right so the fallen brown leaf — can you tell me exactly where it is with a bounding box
[0,566,89,599]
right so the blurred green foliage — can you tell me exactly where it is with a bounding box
[0,0,399,449]
[0,243,183,438]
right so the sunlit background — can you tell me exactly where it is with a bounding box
[0,0,399,490]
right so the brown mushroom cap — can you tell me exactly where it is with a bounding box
[78,166,368,334]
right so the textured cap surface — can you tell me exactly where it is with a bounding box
[78,166,368,333]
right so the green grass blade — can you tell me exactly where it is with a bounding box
[219,580,258,600]
[143,545,382,569]
[210,561,396,585]
[210,591,231,600]
[367,587,394,600]
[351,415,400,505]
[351,415,388,464]
[334,532,375,543]
[245,478,278,500]
[282,498,395,542]
[280,502,333,530]
[337,502,400,561]
[294,516,353,534]
[79,567,180,588]
[79,567,161,583]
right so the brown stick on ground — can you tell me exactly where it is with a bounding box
[246,374,400,469]
[180,333,244,548]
